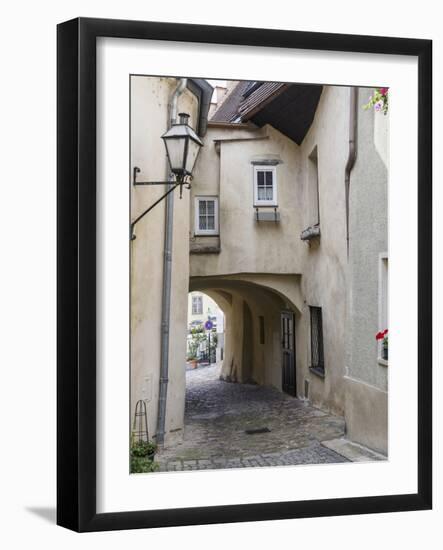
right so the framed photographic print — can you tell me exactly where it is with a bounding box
[57,17,432,532]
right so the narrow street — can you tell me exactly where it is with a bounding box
[156,364,350,471]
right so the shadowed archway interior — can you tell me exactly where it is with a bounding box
[189,274,302,390]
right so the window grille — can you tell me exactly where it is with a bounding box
[195,197,218,235]
[257,170,274,201]
[310,306,324,373]
[253,166,277,206]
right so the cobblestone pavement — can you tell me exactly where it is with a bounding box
[156,364,350,471]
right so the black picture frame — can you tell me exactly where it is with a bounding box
[57,17,432,532]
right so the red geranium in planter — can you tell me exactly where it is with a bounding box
[376,329,389,360]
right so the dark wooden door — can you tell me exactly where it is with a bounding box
[281,311,296,396]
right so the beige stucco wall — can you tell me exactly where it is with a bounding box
[191,124,304,274]
[344,88,389,453]
[130,76,199,446]
[296,86,350,415]
[189,86,353,417]
[344,376,388,454]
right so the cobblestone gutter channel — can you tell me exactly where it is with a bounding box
[156,364,351,472]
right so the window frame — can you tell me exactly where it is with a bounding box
[194,196,219,236]
[192,295,203,315]
[308,146,320,227]
[378,253,389,364]
[259,315,265,345]
[309,305,325,376]
[253,165,278,207]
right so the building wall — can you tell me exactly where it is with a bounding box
[187,291,220,325]
[296,86,350,415]
[187,291,224,361]
[190,124,303,274]
[345,87,389,453]
[189,118,306,389]
[130,76,199,446]
[189,86,354,417]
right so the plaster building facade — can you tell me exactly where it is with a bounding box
[130,77,388,454]
[130,76,212,445]
[187,291,220,326]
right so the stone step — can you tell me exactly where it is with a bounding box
[321,438,387,462]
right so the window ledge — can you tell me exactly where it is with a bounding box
[190,246,221,255]
[309,366,325,379]
[254,207,280,222]
[377,358,388,367]
[301,224,320,241]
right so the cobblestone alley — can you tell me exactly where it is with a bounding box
[156,364,352,472]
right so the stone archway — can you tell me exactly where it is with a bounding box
[189,274,303,393]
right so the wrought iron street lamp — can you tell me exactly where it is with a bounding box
[131,112,203,239]
[161,112,203,182]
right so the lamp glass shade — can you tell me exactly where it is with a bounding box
[161,113,203,177]
[164,134,187,174]
[184,138,202,175]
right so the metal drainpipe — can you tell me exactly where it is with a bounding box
[345,87,358,257]
[156,78,188,447]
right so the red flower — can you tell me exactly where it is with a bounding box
[379,87,389,96]
[376,329,389,340]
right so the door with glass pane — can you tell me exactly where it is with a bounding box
[281,311,296,396]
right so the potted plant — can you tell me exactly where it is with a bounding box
[363,87,389,115]
[131,439,157,461]
[187,354,198,369]
[376,329,389,360]
[130,438,158,474]
[187,327,207,367]
[130,454,159,473]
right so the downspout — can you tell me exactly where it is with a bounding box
[345,87,358,257]
[156,78,187,446]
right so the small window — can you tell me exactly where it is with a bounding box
[309,306,324,375]
[307,147,320,226]
[192,295,203,315]
[195,197,219,236]
[378,254,388,362]
[259,316,265,345]
[253,166,277,206]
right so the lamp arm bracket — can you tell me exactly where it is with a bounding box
[130,181,181,240]
[133,166,175,186]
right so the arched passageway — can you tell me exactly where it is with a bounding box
[189,274,303,397]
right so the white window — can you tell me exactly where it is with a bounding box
[192,295,203,315]
[253,166,277,206]
[194,197,219,236]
